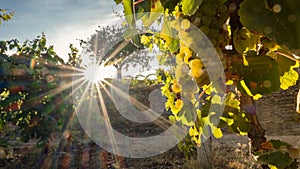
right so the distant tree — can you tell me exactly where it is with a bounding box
[0,9,14,25]
[80,24,153,79]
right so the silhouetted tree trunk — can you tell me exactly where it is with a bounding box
[115,64,122,80]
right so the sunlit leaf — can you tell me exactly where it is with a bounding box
[141,0,164,27]
[160,18,180,53]
[234,51,280,95]
[180,0,203,16]
[123,0,134,25]
[212,126,222,138]
[280,62,299,90]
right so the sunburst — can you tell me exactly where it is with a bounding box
[81,63,107,83]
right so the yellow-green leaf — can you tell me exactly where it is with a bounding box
[180,0,203,16]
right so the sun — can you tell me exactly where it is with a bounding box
[82,63,105,83]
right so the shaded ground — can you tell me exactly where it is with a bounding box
[1,84,299,168]
[0,119,262,169]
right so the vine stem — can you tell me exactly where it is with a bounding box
[275,51,300,62]
[239,93,270,169]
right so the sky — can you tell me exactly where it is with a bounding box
[0,0,122,61]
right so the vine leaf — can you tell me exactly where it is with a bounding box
[123,0,134,25]
[135,0,151,20]
[257,151,293,169]
[141,0,164,27]
[239,0,300,49]
[180,0,203,16]
[269,139,292,149]
[233,51,280,95]
[267,50,296,76]
[280,62,299,90]
[160,18,180,53]
[161,0,180,12]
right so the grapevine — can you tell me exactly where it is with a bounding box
[116,0,300,168]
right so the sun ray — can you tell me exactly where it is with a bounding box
[22,76,85,111]
[45,79,88,117]
[101,79,172,130]
[56,73,82,78]
[95,81,120,158]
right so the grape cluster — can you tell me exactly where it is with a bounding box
[167,1,230,88]
[192,1,230,52]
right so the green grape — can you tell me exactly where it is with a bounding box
[208,29,219,39]
[185,37,194,46]
[263,80,271,88]
[261,37,273,48]
[200,26,210,35]
[201,16,211,26]
[210,17,218,26]
[202,3,217,16]
[181,19,191,30]
[216,18,227,28]
[192,17,201,27]
[217,5,227,14]
[216,34,225,44]
[179,77,198,93]
[215,47,223,56]
[210,39,217,46]
[170,20,181,31]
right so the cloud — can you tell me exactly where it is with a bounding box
[49,11,122,61]
[0,0,123,61]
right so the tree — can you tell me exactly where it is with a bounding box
[115,0,300,168]
[80,24,154,79]
[0,9,14,25]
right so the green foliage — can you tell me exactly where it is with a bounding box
[280,62,299,90]
[255,140,299,168]
[67,44,81,66]
[123,0,134,25]
[180,0,202,16]
[161,0,180,12]
[239,0,300,49]
[0,9,14,25]
[114,2,300,167]
[0,35,75,145]
[160,17,180,53]
[233,51,281,95]
[141,1,164,27]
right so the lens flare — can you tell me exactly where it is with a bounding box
[82,63,106,83]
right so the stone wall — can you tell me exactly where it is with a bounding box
[256,83,300,136]
[111,81,300,136]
